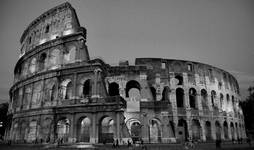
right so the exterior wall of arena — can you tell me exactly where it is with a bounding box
[5,2,246,144]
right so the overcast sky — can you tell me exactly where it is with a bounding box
[0,0,254,103]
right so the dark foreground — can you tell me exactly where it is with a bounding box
[0,142,253,150]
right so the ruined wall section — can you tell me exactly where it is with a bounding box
[20,2,81,56]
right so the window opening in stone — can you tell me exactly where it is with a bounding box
[65,81,73,99]
[150,87,156,101]
[83,79,91,97]
[161,86,170,102]
[125,80,141,97]
[161,62,166,69]
[175,74,183,85]
[189,88,197,109]
[39,53,47,71]
[45,25,50,33]
[187,64,193,71]
[108,82,120,96]
[176,88,184,107]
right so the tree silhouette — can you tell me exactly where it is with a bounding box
[240,86,254,138]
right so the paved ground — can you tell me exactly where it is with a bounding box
[0,142,253,150]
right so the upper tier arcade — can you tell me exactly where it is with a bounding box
[14,2,90,84]
[20,2,81,55]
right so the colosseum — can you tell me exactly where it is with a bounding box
[5,2,246,144]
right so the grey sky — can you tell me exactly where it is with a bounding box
[0,0,254,103]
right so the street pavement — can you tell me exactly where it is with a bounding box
[0,142,253,150]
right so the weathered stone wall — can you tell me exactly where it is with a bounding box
[6,2,246,144]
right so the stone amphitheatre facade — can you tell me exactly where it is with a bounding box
[5,2,246,144]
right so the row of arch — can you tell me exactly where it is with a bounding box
[175,88,239,112]
[16,44,77,81]
[127,118,244,143]
[11,114,245,143]
[12,77,240,117]
[11,115,116,143]
[173,73,239,95]
[107,79,240,114]
[12,77,92,110]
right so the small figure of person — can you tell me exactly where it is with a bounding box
[247,137,251,146]
[112,140,116,148]
[127,140,132,147]
[216,139,219,149]
[116,139,119,148]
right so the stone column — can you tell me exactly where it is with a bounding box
[170,89,178,123]
[155,73,161,101]
[141,113,149,143]
[227,120,232,140]
[220,121,225,140]
[184,89,190,109]
[200,120,206,142]
[69,114,76,143]
[211,121,216,140]
[207,93,213,111]
[73,73,77,101]
[161,117,170,143]
[92,68,101,98]
[187,119,192,140]
[90,113,97,143]
[116,112,120,140]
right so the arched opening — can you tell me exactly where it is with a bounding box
[205,121,212,141]
[42,118,52,142]
[49,49,60,69]
[192,119,201,140]
[220,94,224,110]
[169,121,175,137]
[83,79,91,97]
[69,46,76,62]
[27,120,37,142]
[31,81,43,107]
[149,118,162,143]
[215,121,221,140]
[99,116,115,143]
[125,80,141,97]
[235,123,238,139]
[150,87,156,101]
[22,62,29,77]
[176,88,184,107]
[130,121,142,143]
[223,121,229,140]
[23,85,32,109]
[13,122,19,141]
[161,86,170,102]
[108,82,120,96]
[175,74,183,85]
[211,90,216,108]
[29,58,36,73]
[20,121,28,142]
[64,45,76,63]
[45,25,50,33]
[57,118,70,143]
[230,122,235,140]
[189,88,197,109]
[65,81,73,99]
[177,119,188,142]
[77,117,91,142]
[201,89,208,109]
[38,53,47,71]
[50,84,57,102]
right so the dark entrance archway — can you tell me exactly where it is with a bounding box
[98,116,115,143]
